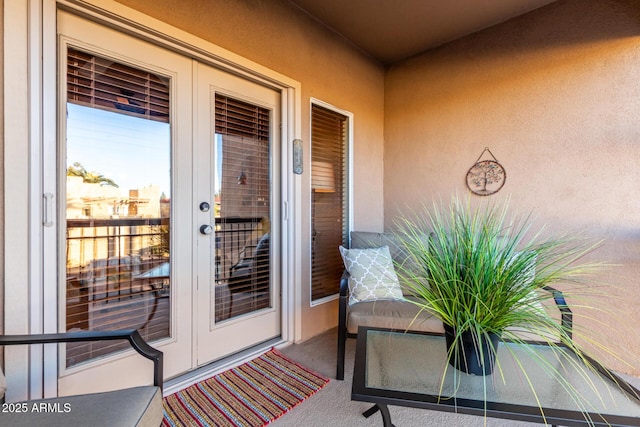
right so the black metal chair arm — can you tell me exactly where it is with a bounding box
[336,270,351,380]
[542,285,567,306]
[339,270,350,297]
[542,285,573,340]
[0,329,163,390]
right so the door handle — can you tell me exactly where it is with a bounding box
[200,224,213,235]
[43,193,54,227]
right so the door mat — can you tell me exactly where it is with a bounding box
[162,348,329,426]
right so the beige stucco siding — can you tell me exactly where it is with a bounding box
[385,0,640,375]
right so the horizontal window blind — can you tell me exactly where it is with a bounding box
[65,46,172,366]
[311,104,349,301]
[215,94,272,319]
[215,95,270,140]
[67,47,170,123]
[65,221,171,366]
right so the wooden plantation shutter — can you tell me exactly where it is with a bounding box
[311,104,349,300]
[67,47,170,123]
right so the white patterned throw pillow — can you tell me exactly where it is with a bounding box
[339,245,404,305]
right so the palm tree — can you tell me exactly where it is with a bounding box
[67,162,119,187]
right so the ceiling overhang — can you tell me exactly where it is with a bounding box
[289,0,558,63]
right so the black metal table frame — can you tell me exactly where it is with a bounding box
[351,326,640,427]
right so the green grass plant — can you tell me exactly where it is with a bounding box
[392,196,636,425]
[395,196,601,344]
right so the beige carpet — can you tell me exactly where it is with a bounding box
[273,328,640,427]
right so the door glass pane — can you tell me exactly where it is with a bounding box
[213,95,271,321]
[65,49,171,367]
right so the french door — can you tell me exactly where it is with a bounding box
[195,64,281,363]
[57,10,282,395]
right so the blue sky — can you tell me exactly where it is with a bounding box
[66,103,171,197]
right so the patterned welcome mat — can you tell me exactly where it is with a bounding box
[162,348,329,426]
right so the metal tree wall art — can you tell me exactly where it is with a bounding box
[466,147,506,196]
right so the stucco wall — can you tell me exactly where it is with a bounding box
[385,0,640,375]
[115,0,385,340]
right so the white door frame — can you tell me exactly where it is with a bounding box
[3,0,302,401]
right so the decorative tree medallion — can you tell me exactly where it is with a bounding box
[466,148,506,196]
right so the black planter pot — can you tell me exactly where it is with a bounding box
[443,324,500,376]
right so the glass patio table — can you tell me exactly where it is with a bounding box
[351,327,640,427]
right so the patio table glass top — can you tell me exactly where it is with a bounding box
[358,328,640,425]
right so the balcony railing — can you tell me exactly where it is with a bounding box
[65,216,267,366]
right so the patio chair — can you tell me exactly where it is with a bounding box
[227,232,270,317]
[0,329,163,426]
[336,231,573,380]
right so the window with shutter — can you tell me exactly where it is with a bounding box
[311,103,349,301]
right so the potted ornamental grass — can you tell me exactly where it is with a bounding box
[390,196,640,426]
[393,196,605,375]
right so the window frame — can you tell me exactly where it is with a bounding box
[309,98,353,305]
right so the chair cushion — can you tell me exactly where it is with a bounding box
[346,298,444,335]
[347,299,556,341]
[339,245,404,305]
[0,368,6,399]
[350,231,406,263]
[350,231,428,292]
[0,386,162,427]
